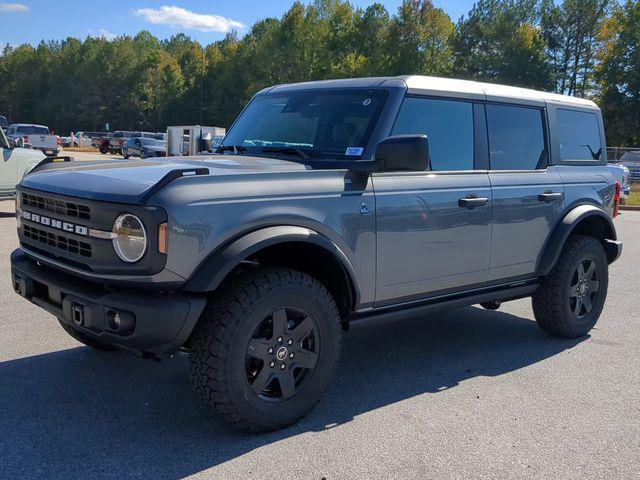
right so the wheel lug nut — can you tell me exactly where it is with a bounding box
[280,363,286,370]
[269,361,275,368]
[268,348,273,354]
[289,352,294,359]
[287,339,293,345]
[277,336,283,343]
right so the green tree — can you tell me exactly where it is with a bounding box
[453,0,552,89]
[541,0,612,96]
[596,0,640,146]
[386,0,454,76]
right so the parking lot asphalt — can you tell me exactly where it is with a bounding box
[60,149,125,161]
[0,199,638,480]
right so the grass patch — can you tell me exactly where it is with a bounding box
[626,191,640,206]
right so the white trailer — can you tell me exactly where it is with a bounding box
[166,125,225,157]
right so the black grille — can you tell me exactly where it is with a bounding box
[21,192,91,220]
[23,224,92,257]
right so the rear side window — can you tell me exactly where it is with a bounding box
[16,125,49,135]
[392,97,474,171]
[486,105,545,170]
[557,109,602,161]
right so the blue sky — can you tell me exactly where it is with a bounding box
[0,1,476,47]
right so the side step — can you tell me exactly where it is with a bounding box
[348,281,538,330]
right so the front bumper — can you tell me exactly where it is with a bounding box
[11,249,206,355]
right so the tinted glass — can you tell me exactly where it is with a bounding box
[16,125,49,135]
[222,90,387,159]
[557,109,602,161]
[392,97,474,171]
[486,105,545,170]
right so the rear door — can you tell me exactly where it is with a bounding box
[373,97,492,306]
[485,103,565,281]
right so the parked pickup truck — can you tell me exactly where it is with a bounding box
[10,76,623,432]
[6,124,60,156]
[0,128,46,198]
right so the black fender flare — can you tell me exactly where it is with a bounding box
[536,204,619,276]
[183,225,361,303]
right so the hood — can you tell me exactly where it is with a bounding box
[20,155,309,204]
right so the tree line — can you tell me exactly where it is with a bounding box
[0,0,638,146]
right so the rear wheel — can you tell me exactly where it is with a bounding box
[57,318,116,351]
[122,149,129,159]
[532,235,608,338]
[140,150,147,159]
[188,267,342,432]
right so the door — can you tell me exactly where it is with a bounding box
[485,103,565,281]
[373,97,492,306]
[0,146,20,196]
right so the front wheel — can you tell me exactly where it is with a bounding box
[140,150,147,159]
[188,267,342,432]
[532,235,608,338]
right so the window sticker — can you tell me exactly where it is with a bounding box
[345,147,364,156]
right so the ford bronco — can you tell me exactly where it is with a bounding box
[10,76,622,431]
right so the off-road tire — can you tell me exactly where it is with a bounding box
[57,318,117,351]
[532,234,608,338]
[188,267,342,432]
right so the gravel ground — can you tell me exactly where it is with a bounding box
[0,199,638,480]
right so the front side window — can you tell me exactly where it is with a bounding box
[557,109,602,161]
[392,97,474,171]
[221,90,387,159]
[486,105,545,170]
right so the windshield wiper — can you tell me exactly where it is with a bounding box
[216,145,247,154]
[261,146,311,160]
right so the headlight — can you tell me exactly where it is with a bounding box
[112,214,147,263]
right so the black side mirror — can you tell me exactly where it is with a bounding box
[375,134,429,172]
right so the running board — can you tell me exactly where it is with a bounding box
[348,281,538,330]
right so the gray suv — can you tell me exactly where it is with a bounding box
[10,76,622,431]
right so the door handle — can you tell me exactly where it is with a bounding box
[458,195,488,209]
[538,192,563,202]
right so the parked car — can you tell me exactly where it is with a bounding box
[608,163,630,204]
[0,127,46,198]
[10,76,623,432]
[60,134,79,148]
[619,150,640,181]
[122,137,166,159]
[106,130,135,154]
[6,124,60,156]
[0,115,8,132]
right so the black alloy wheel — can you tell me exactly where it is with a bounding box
[569,258,600,318]
[245,307,319,401]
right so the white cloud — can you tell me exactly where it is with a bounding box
[0,3,29,13]
[133,5,243,32]
[88,28,117,41]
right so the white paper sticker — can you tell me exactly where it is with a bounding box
[345,147,364,156]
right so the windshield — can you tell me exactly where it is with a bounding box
[221,89,387,160]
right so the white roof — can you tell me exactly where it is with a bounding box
[401,75,596,108]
